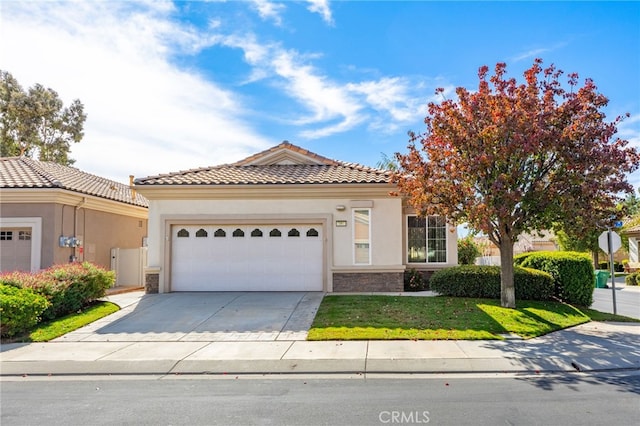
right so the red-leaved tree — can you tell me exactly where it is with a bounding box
[393,59,639,308]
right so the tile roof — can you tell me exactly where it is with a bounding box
[0,157,148,208]
[135,142,392,186]
[233,141,340,166]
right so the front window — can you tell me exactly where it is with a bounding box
[407,215,447,263]
[354,209,371,264]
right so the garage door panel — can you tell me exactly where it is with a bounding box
[0,228,32,272]
[171,224,322,291]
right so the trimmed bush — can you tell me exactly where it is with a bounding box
[514,251,594,306]
[597,261,624,272]
[0,262,115,320]
[404,268,427,292]
[0,284,50,337]
[429,265,554,300]
[626,273,639,286]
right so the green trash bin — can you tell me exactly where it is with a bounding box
[595,270,610,288]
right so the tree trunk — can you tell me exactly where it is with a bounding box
[499,237,516,308]
[591,250,599,269]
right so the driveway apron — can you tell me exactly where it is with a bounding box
[56,292,324,343]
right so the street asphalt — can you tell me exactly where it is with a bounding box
[1,288,639,377]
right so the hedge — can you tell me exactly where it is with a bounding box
[626,273,639,286]
[514,251,594,306]
[429,265,554,300]
[0,284,50,337]
[598,261,624,272]
[0,262,115,321]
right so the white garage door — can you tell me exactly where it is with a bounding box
[0,228,32,272]
[171,224,323,291]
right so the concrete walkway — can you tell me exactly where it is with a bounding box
[1,291,639,377]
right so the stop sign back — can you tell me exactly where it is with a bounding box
[598,231,621,254]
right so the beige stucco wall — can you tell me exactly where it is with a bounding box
[144,196,406,293]
[75,208,147,268]
[1,197,147,271]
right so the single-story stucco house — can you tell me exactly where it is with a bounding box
[134,142,458,293]
[0,156,148,274]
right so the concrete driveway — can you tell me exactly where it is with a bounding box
[55,292,324,343]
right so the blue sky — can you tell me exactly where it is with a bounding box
[2,1,639,189]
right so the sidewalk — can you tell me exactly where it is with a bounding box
[1,291,639,377]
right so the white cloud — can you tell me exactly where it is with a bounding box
[249,0,286,26]
[347,78,423,132]
[210,31,435,139]
[271,50,362,124]
[306,0,333,25]
[510,41,569,63]
[1,1,272,182]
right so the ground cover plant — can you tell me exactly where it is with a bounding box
[1,300,119,343]
[26,301,119,342]
[307,295,638,341]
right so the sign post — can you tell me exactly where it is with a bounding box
[598,229,621,315]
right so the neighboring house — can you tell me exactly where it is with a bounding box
[625,224,640,271]
[134,142,458,293]
[0,157,148,275]
[475,230,558,262]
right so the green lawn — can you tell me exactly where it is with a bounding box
[307,295,638,341]
[3,301,120,343]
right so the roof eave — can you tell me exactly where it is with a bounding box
[134,182,397,200]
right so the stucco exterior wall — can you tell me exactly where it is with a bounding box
[1,201,147,271]
[76,209,147,268]
[144,196,405,293]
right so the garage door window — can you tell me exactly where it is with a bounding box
[177,229,189,237]
[233,229,244,237]
[196,229,208,237]
[288,228,300,237]
[270,229,282,237]
[251,229,263,237]
[307,228,319,237]
[214,229,226,237]
[1,231,13,241]
[19,231,31,240]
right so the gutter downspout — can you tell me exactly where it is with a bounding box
[73,197,87,262]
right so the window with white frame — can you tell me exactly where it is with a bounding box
[353,209,371,264]
[407,215,447,263]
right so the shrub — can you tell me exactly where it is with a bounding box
[429,265,554,300]
[404,269,427,292]
[0,262,115,320]
[597,261,624,272]
[626,273,639,286]
[457,236,481,265]
[514,251,594,306]
[0,284,50,337]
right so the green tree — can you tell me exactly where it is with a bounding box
[393,59,639,308]
[622,189,640,217]
[1,70,86,165]
[458,236,481,265]
[375,152,399,171]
